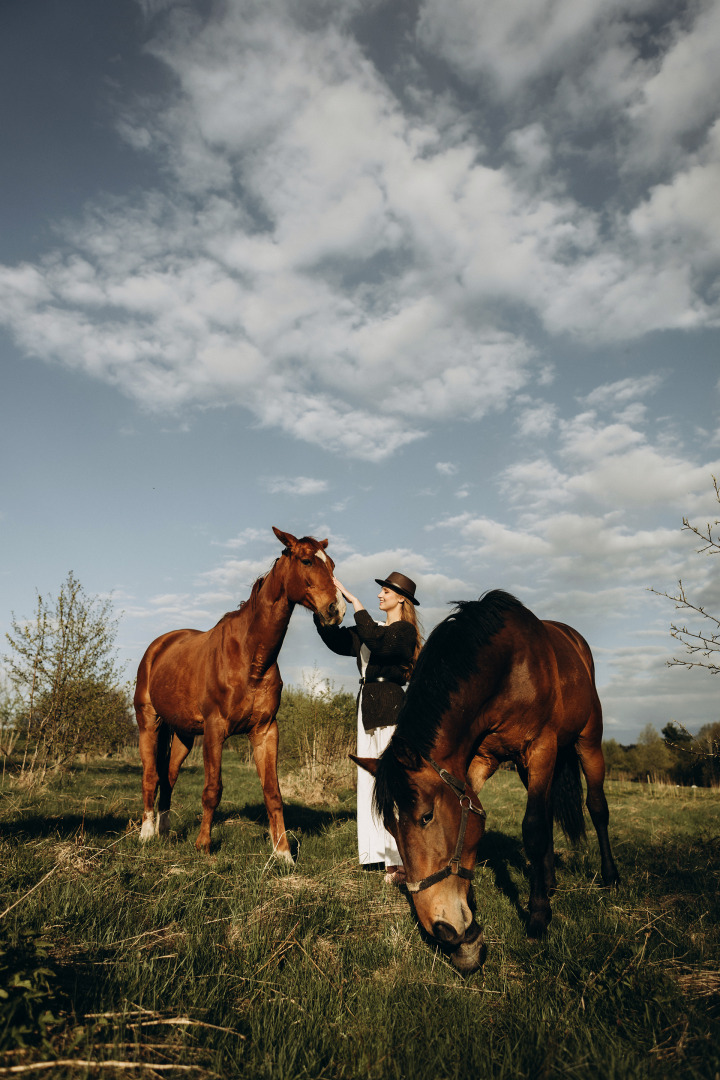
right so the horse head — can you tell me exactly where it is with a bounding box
[356,744,487,975]
[272,527,346,626]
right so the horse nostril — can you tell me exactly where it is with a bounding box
[432,921,463,947]
[328,602,338,618]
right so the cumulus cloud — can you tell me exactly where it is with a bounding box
[516,401,558,438]
[582,375,665,410]
[0,0,716,462]
[267,476,329,496]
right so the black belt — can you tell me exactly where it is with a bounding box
[359,676,404,686]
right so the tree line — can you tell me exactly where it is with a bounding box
[603,722,720,787]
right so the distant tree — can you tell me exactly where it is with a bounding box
[651,476,720,675]
[4,572,132,774]
[627,724,673,781]
[602,738,632,776]
[691,721,720,787]
[661,721,700,785]
[661,720,720,787]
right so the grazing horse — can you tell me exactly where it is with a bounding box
[357,590,619,974]
[134,528,345,859]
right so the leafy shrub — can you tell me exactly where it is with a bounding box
[0,941,60,1050]
[277,677,356,775]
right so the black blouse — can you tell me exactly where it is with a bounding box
[314,609,416,731]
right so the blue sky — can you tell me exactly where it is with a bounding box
[1,0,719,741]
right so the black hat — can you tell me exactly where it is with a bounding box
[375,571,419,605]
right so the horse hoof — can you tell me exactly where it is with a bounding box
[139,815,156,842]
[527,919,549,940]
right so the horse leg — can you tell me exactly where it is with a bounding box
[248,719,293,863]
[577,724,620,887]
[157,731,194,837]
[522,743,557,937]
[514,761,556,895]
[467,753,499,794]
[136,703,166,841]
[196,723,224,854]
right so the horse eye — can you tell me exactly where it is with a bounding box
[301,558,312,566]
[420,811,433,827]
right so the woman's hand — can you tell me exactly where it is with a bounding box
[333,577,364,611]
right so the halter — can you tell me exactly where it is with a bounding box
[404,757,486,895]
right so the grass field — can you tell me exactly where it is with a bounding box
[1,749,719,1079]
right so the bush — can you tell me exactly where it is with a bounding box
[0,942,61,1051]
[277,677,356,776]
[3,572,133,774]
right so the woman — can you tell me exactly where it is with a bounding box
[314,571,422,885]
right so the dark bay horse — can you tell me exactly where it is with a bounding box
[134,528,345,859]
[356,590,619,974]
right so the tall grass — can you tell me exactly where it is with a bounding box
[1,751,719,1078]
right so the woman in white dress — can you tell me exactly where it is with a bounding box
[314,571,422,884]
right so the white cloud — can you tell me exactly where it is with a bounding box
[215,527,268,550]
[582,374,665,410]
[624,3,720,173]
[516,401,558,438]
[436,461,458,476]
[267,476,329,496]
[0,0,718,461]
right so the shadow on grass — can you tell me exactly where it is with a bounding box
[480,828,528,924]
[210,802,355,857]
[217,801,353,832]
[0,814,133,842]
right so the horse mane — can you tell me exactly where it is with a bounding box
[214,561,279,626]
[374,589,527,823]
[214,538,324,626]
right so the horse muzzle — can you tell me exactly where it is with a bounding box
[317,598,346,625]
[446,920,485,975]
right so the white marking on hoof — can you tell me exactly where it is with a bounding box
[272,832,295,865]
[140,812,157,841]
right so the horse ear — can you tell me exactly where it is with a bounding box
[273,527,297,549]
[319,538,329,550]
[350,753,378,776]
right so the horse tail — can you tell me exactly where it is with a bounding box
[552,745,586,843]
[156,717,174,779]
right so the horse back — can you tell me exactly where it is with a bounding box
[541,620,601,736]
[543,621,596,684]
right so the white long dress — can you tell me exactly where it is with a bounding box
[356,638,402,867]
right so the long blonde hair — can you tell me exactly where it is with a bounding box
[399,598,423,675]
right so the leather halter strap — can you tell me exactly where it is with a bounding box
[405,757,486,895]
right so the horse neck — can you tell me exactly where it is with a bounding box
[230,561,295,681]
[431,652,504,770]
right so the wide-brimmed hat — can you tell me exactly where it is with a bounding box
[375,571,420,605]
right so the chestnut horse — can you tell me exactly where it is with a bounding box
[358,590,619,974]
[134,528,345,859]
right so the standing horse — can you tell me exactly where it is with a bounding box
[357,590,619,974]
[134,528,345,860]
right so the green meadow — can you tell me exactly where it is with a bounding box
[1,751,718,1079]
